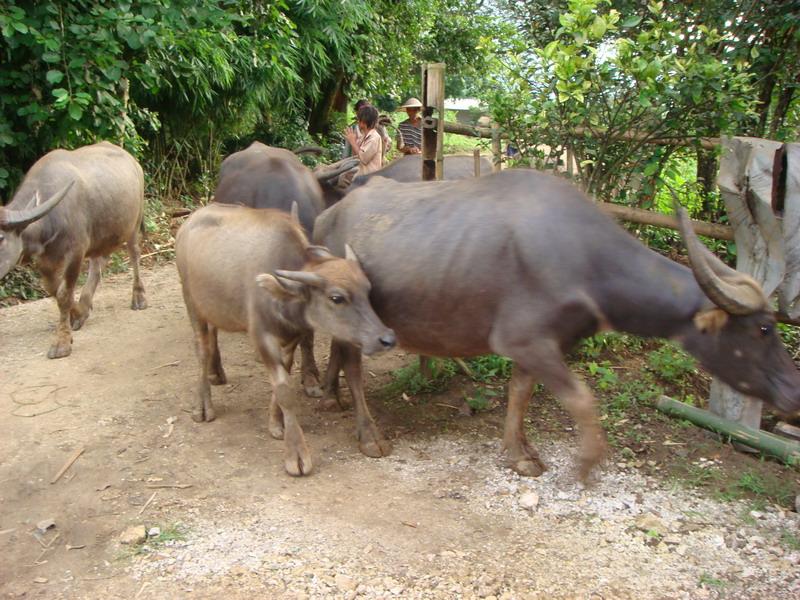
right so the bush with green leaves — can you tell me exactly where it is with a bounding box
[488,0,767,205]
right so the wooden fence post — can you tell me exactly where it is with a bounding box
[473,148,481,177]
[421,63,445,182]
[710,136,798,436]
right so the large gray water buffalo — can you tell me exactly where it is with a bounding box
[213,142,358,234]
[0,141,147,358]
[314,170,800,480]
[175,203,395,475]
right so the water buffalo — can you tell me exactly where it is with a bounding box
[213,142,358,234]
[175,203,395,475]
[314,170,800,480]
[348,153,493,191]
[0,141,147,358]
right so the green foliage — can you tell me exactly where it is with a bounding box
[0,266,45,306]
[576,332,643,360]
[488,0,760,203]
[646,343,697,382]
[778,323,800,359]
[465,354,513,382]
[386,359,457,396]
[587,360,619,390]
[465,387,499,412]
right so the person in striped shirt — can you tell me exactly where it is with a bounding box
[396,97,422,155]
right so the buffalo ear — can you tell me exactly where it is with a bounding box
[693,308,729,334]
[256,273,304,298]
[305,245,336,263]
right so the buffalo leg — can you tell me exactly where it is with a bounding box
[320,340,348,410]
[257,334,312,476]
[71,256,107,330]
[187,313,215,423]
[127,229,147,310]
[299,332,322,397]
[207,326,227,385]
[267,340,300,440]
[503,365,547,477]
[48,257,82,359]
[340,342,391,458]
[512,344,606,482]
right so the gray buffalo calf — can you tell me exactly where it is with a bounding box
[175,204,395,476]
[0,142,147,358]
[314,170,800,481]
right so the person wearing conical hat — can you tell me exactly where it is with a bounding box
[396,97,423,155]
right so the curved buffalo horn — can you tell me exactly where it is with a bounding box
[345,243,360,264]
[314,157,360,183]
[293,145,324,156]
[274,269,326,289]
[674,198,767,315]
[1,180,74,230]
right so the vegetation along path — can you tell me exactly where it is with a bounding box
[1,263,799,599]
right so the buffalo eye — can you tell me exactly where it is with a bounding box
[759,325,772,336]
[329,294,346,305]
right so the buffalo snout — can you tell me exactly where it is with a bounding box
[362,328,396,356]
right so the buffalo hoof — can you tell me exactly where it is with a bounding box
[70,310,89,331]
[47,340,72,359]
[209,371,227,386]
[302,372,323,398]
[131,295,147,310]
[192,406,216,423]
[510,457,547,478]
[303,383,323,398]
[320,394,349,411]
[269,420,284,440]
[284,446,313,476]
[359,438,392,458]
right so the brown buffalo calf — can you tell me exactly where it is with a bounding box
[175,204,394,475]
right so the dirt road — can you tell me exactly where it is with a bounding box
[1,264,798,599]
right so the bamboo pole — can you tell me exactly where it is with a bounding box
[655,395,800,465]
[598,203,735,241]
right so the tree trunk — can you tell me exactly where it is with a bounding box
[753,73,777,138]
[696,148,718,219]
[308,71,345,136]
[769,76,797,139]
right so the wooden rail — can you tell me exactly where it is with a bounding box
[440,120,719,149]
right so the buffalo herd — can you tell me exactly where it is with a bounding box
[2,140,799,479]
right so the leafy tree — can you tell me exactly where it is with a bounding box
[489,0,758,210]
[494,0,800,212]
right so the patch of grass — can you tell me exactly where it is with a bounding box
[465,354,513,382]
[151,523,187,545]
[679,462,725,489]
[698,573,727,589]
[587,360,619,390]
[465,387,499,412]
[646,342,697,382]
[385,358,457,396]
[575,332,644,360]
[133,523,188,556]
[780,530,800,552]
